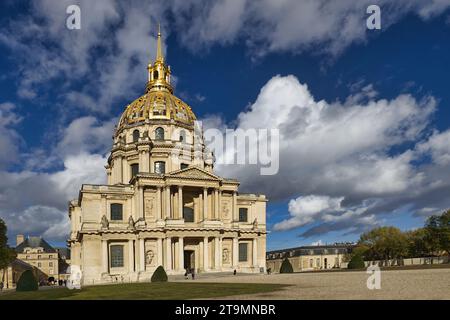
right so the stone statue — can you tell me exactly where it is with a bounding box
[252,218,258,230]
[146,250,155,265]
[128,215,135,229]
[101,215,109,229]
[222,248,229,263]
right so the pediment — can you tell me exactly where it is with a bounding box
[167,166,221,181]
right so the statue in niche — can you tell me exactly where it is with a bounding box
[145,198,154,217]
[252,218,258,230]
[128,215,135,229]
[146,250,155,265]
[222,202,229,217]
[222,248,230,263]
[101,215,109,229]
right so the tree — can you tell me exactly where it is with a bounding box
[347,254,365,269]
[0,218,16,270]
[279,257,293,273]
[359,226,408,261]
[405,228,434,257]
[151,266,168,282]
[16,270,38,291]
[343,244,369,262]
[425,210,450,255]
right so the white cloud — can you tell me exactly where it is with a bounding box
[205,74,450,236]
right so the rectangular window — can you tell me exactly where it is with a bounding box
[239,208,248,222]
[110,245,124,268]
[38,262,41,268]
[239,243,248,262]
[154,161,166,174]
[131,164,139,178]
[49,262,53,267]
[316,258,320,268]
[180,163,189,170]
[110,203,123,221]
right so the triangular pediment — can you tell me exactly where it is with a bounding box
[166,166,221,181]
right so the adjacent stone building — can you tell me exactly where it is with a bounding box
[266,243,355,272]
[68,29,267,285]
[15,235,60,281]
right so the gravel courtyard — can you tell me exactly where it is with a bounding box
[196,268,450,300]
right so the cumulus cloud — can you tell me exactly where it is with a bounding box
[205,74,450,237]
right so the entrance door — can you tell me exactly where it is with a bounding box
[324,258,328,269]
[184,250,195,271]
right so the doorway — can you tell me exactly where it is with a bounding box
[184,250,195,272]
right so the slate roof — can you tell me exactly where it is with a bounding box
[15,236,57,253]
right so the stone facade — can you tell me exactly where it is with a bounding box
[15,235,61,281]
[68,30,267,285]
[266,244,354,272]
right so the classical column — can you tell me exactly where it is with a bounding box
[139,238,145,272]
[157,238,163,267]
[156,187,162,220]
[219,237,223,267]
[214,237,220,270]
[203,236,209,271]
[102,240,108,273]
[165,186,171,219]
[178,186,183,220]
[214,189,219,219]
[252,238,258,268]
[232,191,237,222]
[166,237,172,271]
[128,239,135,273]
[178,237,184,271]
[232,237,239,268]
[139,186,144,219]
[203,188,208,220]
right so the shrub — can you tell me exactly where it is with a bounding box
[16,270,38,292]
[348,254,365,269]
[151,265,168,282]
[279,257,294,273]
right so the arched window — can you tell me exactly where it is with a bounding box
[155,127,165,140]
[179,130,186,142]
[154,161,165,174]
[132,130,140,143]
[153,70,159,80]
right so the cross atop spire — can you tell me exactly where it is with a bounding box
[155,23,164,63]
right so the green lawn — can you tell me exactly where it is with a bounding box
[0,282,285,300]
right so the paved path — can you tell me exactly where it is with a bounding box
[195,269,450,300]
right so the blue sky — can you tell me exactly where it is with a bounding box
[1,1,450,250]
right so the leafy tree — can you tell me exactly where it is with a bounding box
[279,257,293,273]
[16,270,38,291]
[405,228,435,257]
[347,254,365,269]
[151,265,168,282]
[425,210,450,255]
[359,226,408,261]
[343,244,369,262]
[0,218,16,270]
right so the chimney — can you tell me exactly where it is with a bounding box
[16,234,25,246]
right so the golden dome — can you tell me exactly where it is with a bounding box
[118,90,196,129]
[117,26,196,131]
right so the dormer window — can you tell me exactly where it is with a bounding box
[133,130,140,143]
[155,127,164,140]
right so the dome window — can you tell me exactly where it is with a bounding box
[153,70,159,80]
[155,127,165,140]
[179,130,186,142]
[132,130,140,143]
